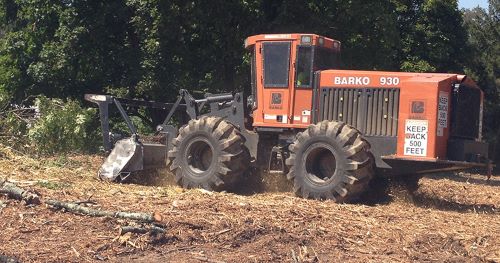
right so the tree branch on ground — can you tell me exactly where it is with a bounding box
[120,225,166,235]
[45,199,162,223]
[0,178,41,205]
[1,179,162,224]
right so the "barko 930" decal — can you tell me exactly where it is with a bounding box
[334,76,400,86]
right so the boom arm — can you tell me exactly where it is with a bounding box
[85,89,245,151]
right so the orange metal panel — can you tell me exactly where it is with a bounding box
[246,33,484,163]
[318,70,480,160]
[245,33,340,51]
[248,33,341,129]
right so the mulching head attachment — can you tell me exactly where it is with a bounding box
[98,137,144,181]
[98,136,168,181]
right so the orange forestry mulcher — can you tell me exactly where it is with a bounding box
[86,33,492,202]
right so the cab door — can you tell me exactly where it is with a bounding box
[261,41,292,125]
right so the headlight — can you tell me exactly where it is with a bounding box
[301,35,312,45]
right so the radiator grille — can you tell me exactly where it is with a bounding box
[319,88,400,136]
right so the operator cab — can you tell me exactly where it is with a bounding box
[244,34,340,129]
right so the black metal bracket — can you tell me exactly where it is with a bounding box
[267,145,287,174]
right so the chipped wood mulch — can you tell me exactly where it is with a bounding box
[0,145,498,262]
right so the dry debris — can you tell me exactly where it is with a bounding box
[0,145,499,262]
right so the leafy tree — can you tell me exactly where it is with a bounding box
[463,0,500,161]
[0,0,472,101]
[258,0,401,70]
[394,0,468,72]
[1,0,497,156]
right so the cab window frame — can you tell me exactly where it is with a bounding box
[250,46,257,108]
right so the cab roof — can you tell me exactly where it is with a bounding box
[244,33,341,51]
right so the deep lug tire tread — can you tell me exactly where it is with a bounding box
[168,116,249,191]
[286,120,374,202]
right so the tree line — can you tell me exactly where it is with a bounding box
[0,0,498,158]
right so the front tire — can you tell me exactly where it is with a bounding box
[286,120,374,202]
[168,116,249,191]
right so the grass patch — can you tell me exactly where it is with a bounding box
[36,180,71,190]
[42,155,82,169]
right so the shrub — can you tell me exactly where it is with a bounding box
[0,105,32,150]
[0,96,100,155]
[26,96,100,154]
[0,95,160,155]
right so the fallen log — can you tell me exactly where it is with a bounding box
[1,178,163,224]
[0,254,20,263]
[0,178,41,205]
[45,199,162,222]
[120,225,166,235]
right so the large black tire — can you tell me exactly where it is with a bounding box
[168,116,249,191]
[285,120,374,202]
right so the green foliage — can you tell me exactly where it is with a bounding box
[401,56,436,72]
[394,0,467,72]
[0,88,9,108]
[1,110,28,136]
[42,154,82,169]
[462,1,500,159]
[26,96,99,154]
[0,0,498,156]
[0,0,475,102]
[110,115,154,136]
[36,180,70,190]
[0,109,29,149]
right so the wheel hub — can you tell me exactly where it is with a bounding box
[304,143,337,184]
[186,139,214,174]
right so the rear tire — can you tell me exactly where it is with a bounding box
[286,120,374,202]
[168,116,249,191]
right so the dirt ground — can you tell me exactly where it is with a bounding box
[0,145,499,263]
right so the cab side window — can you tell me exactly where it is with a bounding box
[295,46,313,87]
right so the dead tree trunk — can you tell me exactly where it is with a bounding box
[0,178,40,205]
[45,199,162,222]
